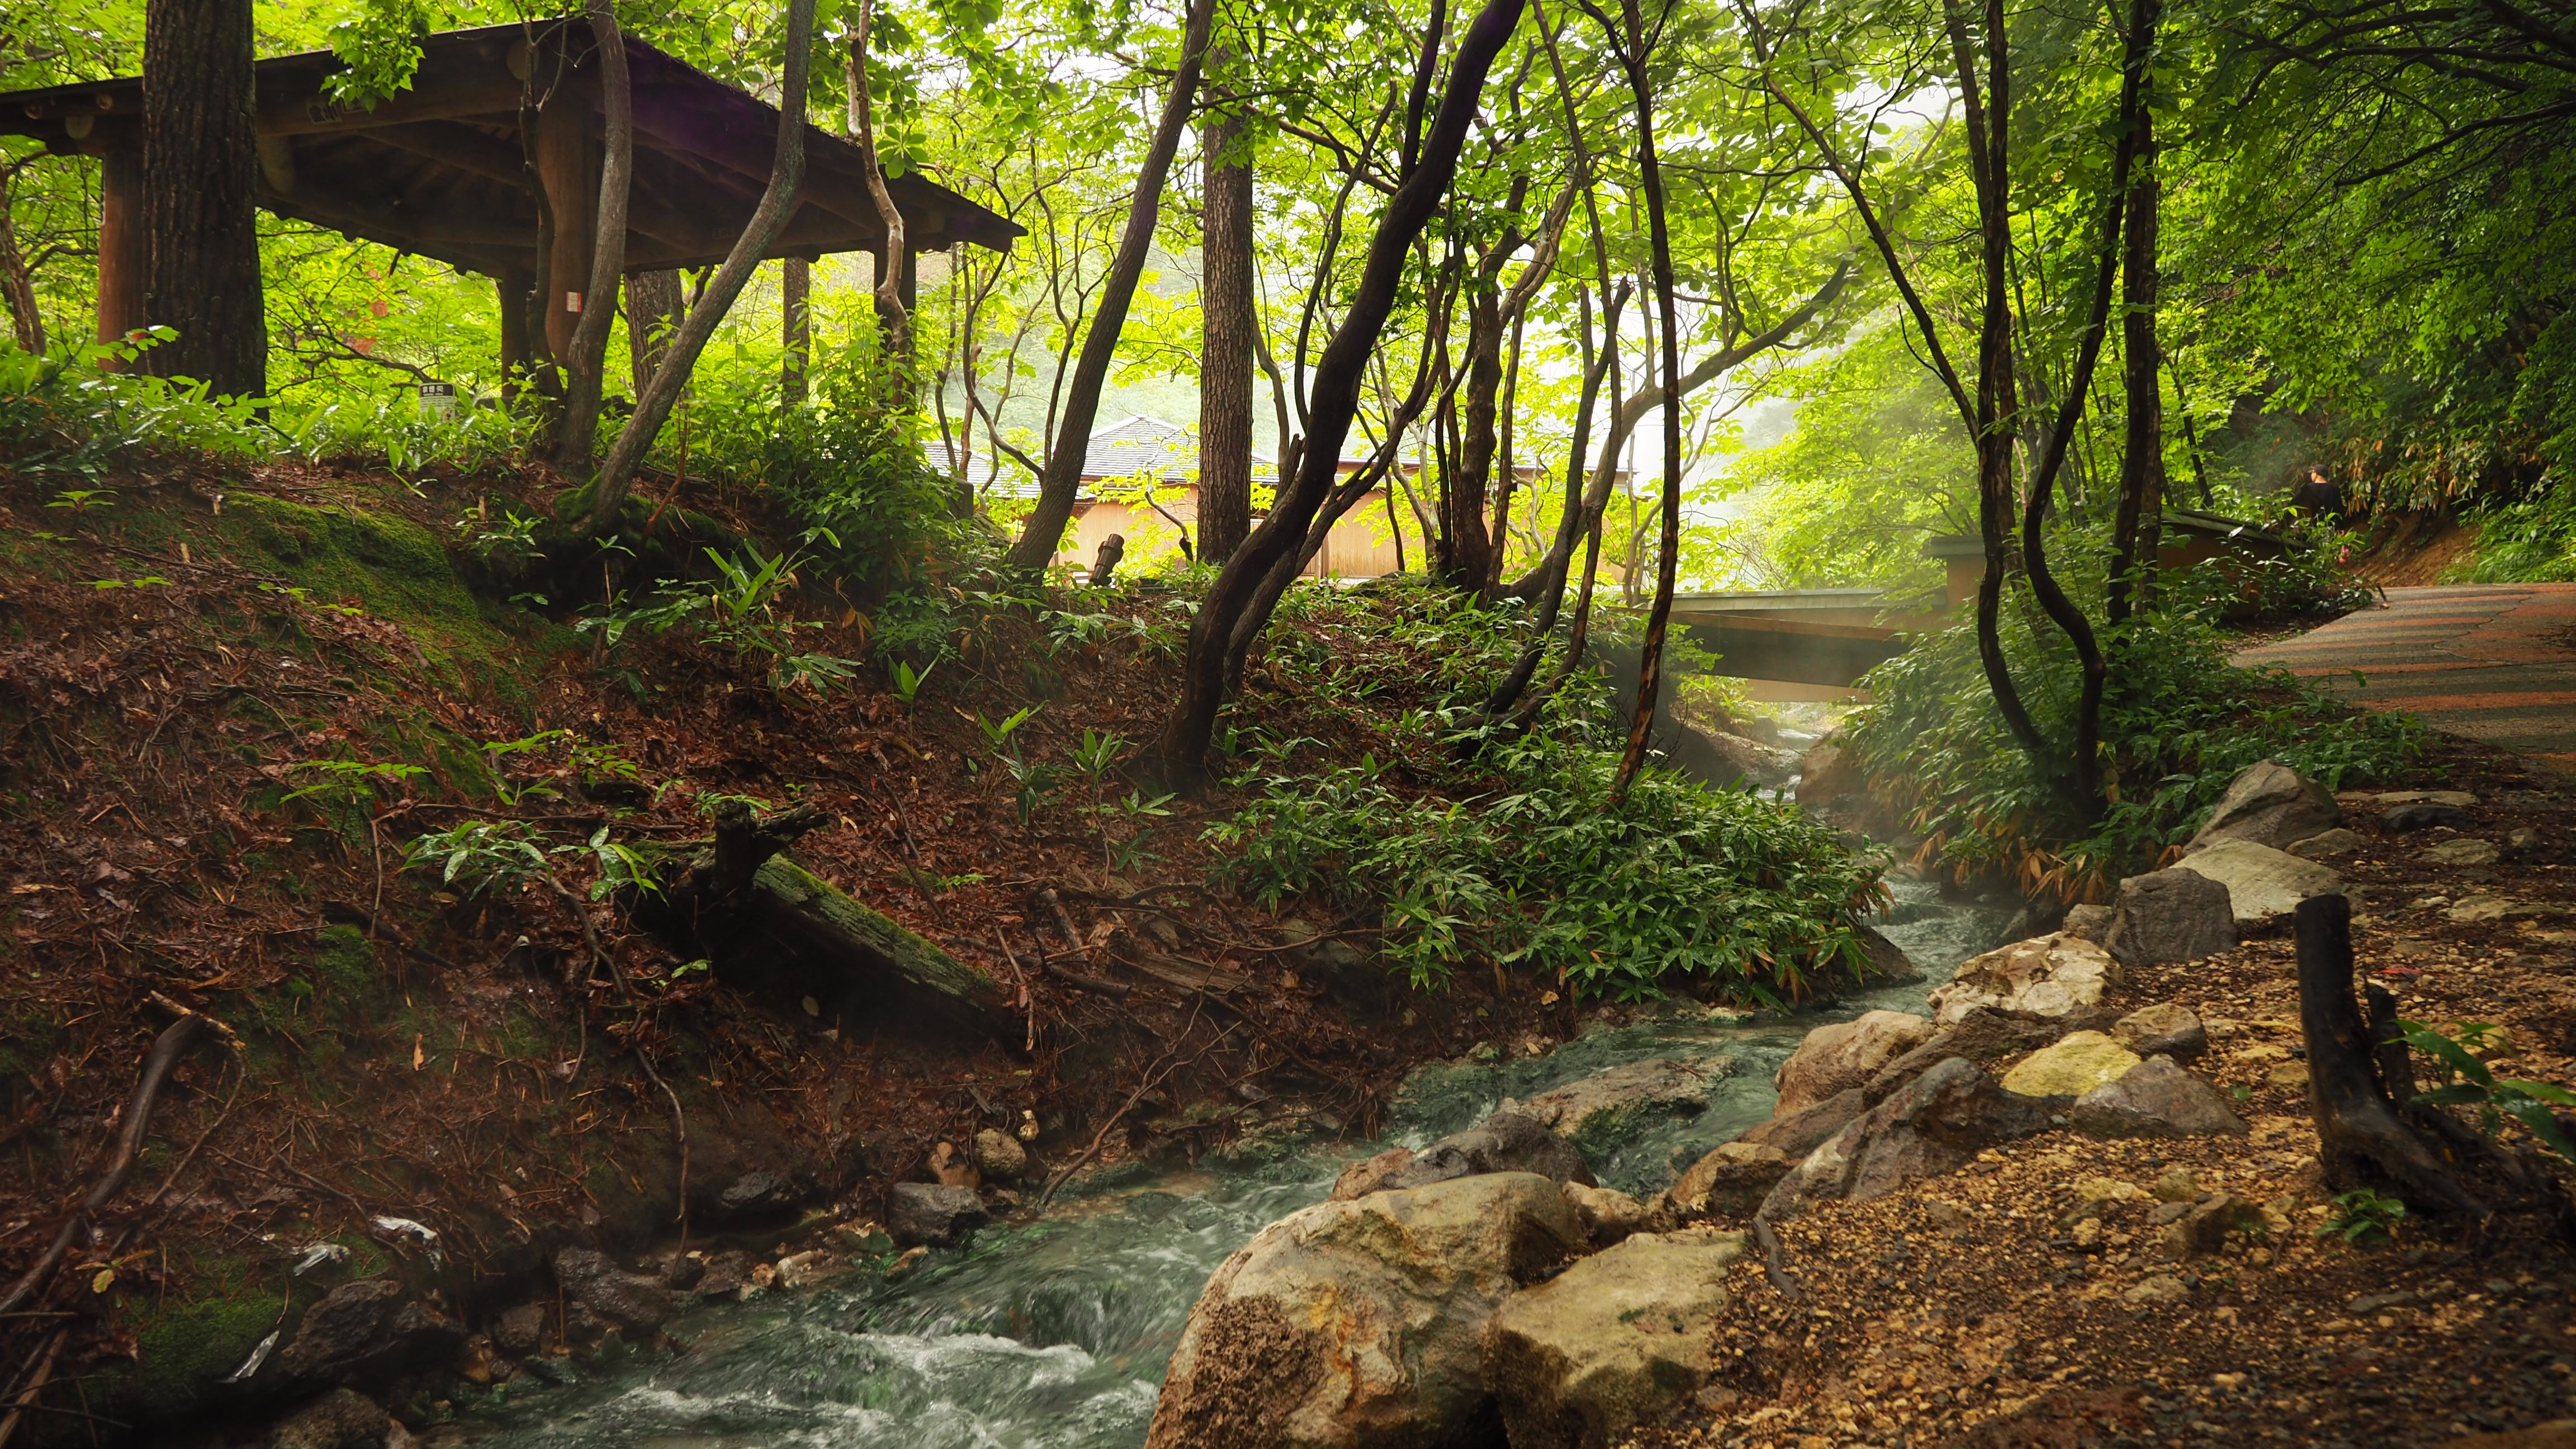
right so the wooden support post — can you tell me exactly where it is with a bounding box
[535,100,594,365]
[782,255,809,404]
[95,146,149,357]
[498,266,534,399]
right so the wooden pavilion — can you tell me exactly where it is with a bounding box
[0,20,1019,373]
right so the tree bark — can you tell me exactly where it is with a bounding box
[140,0,264,397]
[584,0,820,534]
[0,164,43,353]
[999,0,1219,572]
[848,0,912,371]
[553,0,635,473]
[2107,41,2164,629]
[782,255,812,404]
[1198,87,1257,567]
[1153,0,1528,787]
[625,268,683,395]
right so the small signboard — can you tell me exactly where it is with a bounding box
[418,381,457,419]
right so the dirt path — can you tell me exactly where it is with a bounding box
[2238,584,2576,773]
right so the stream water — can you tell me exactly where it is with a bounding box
[464,874,2011,1449]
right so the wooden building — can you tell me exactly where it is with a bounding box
[0,20,1019,372]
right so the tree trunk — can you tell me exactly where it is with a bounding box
[553,0,634,474]
[2107,54,2163,628]
[0,166,42,353]
[584,0,820,534]
[782,255,812,404]
[849,0,912,371]
[140,0,263,397]
[1153,0,1528,787]
[1445,282,1503,592]
[1198,89,1257,567]
[1608,10,1684,804]
[626,268,683,395]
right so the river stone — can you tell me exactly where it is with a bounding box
[1382,1110,1594,1193]
[1760,1058,2050,1221]
[1927,934,2120,1025]
[975,1127,1029,1184]
[2185,760,2341,854]
[1561,1181,1661,1246]
[2288,827,2365,859]
[266,1388,391,1449]
[2170,840,2346,924]
[2377,789,2478,808]
[1519,1058,1726,1149]
[1736,1088,1867,1160]
[1773,1012,1935,1116]
[268,1279,463,1389]
[2422,837,2502,866]
[886,1182,990,1247]
[1858,1008,2071,1106]
[2103,868,2239,967]
[1480,1228,1746,1449]
[2385,800,2471,832]
[1796,740,1860,808]
[1332,1147,1418,1201]
[2061,904,2111,943]
[1144,1172,1585,1449]
[2000,1031,2141,1098]
[2068,1057,2247,1139]
[553,1248,676,1334]
[2111,1002,2208,1060]
[1663,1141,1791,1219]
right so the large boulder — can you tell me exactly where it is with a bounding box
[1703,731,1799,789]
[2068,1057,2247,1139]
[2170,840,2346,924]
[1926,935,2120,1025]
[1760,1058,2049,1221]
[2184,760,2341,854]
[1998,1031,2140,1098]
[886,1182,990,1247]
[1380,1111,1594,1194]
[1796,740,1861,809]
[1737,1088,1868,1159]
[2102,869,2239,967]
[1480,1228,1746,1449]
[1664,1141,1792,1219]
[553,1248,676,1336]
[270,1279,463,1389]
[1519,1058,1727,1151]
[1144,1172,1586,1449]
[1773,1011,1936,1116]
[1857,1008,2070,1105]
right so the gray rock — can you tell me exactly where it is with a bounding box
[2376,789,2477,808]
[976,1126,1029,1184]
[1856,923,1924,984]
[1796,741,1859,809]
[1705,731,1800,788]
[1519,1058,1726,1150]
[1145,1173,1584,1449]
[1382,1110,1594,1192]
[266,1389,390,1449]
[886,1182,990,1247]
[2068,1057,2247,1139]
[272,1280,463,1388]
[1481,1229,1746,1449]
[2103,868,2239,967]
[2060,904,2111,943]
[1760,1058,2050,1221]
[2111,1002,2208,1060]
[1928,934,2121,1024]
[695,1249,750,1297]
[2288,828,2364,859]
[553,1248,676,1335]
[1664,1142,1791,1219]
[2509,826,2546,854]
[2385,801,2471,832]
[710,1171,799,1218]
[492,1302,547,1357]
[1859,1008,2076,1106]
[2170,839,2347,923]
[1736,1088,1867,1160]
[2159,1193,2265,1257]
[1773,1011,1935,1116]
[2422,837,2501,866]
[2185,760,2341,854]
[1330,1146,1418,1201]
[1560,1181,1663,1247]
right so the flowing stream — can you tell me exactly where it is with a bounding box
[463,874,2010,1449]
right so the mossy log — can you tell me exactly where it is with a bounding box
[741,857,1005,1037]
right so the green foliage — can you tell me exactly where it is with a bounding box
[2317,1188,2406,1246]
[321,0,430,109]
[405,819,660,902]
[2163,528,2380,624]
[0,334,270,476]
[2401,1019,2576,1161]
[610,538,860,695]
[1843,603,2423,897]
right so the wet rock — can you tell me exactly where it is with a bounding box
[695,1249,750,1297]
[553,1248,675,1336]
[2185,760,2341,854]
[2059,904,2111,943]
[1760,1059,2050,1220]
[2385,800,2471,832]
[1664,1141,1792,1219]
[266,1388,390,1449]
[975,1126,1029,1184]
[2171,840,2346,924]
[1519,1058,1727,1149]
[1481,1229,1745,1449]
[1928,934,2120,1025]
[2111,1002,2208,1060]
[1381,1110,1594,1193]
[2422,837,2502,866]
[1773,1011,1936,1116]
[661,1251,706,1291]
[1561,1181,1662,1246]
[1737,1088,1867,1160]
[2000,1031,2141,1098]
[1330,1146,1418,1201]
[2288,827,2364,859]
[709,1170,801,1219]
[1796,741,1860,809]
[2103,869,2239,967]
[1145,1172,1585,1449]
[273,1279,463,1388]
[928,1140,982,1188]
[2160,1194,2265,1257]
[1704,731,1799,789]
[491,1303,547,1358]
[886,1182,989,1247]
[2069,1057,2246,1139]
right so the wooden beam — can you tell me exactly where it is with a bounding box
[96,145,147,351]
[534,97,593,363]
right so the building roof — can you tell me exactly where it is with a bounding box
[0,20,1020,278]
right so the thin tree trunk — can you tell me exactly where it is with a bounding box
[849,0,911,370]
[1000,0,1219,573]
[1486,305,1527,595]
[584,0,818,534]
[1154,0,1529,786]
[1485,284,1623,723]
[554,0,635,473]
[140,0,263,397]
[2108,31,2163,629]
[783,255,812,404]
[1198,80,1257,567]
[626,268,683,395]
[0,164,43,353]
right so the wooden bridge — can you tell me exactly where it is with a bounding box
[1664,589,1939,694]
